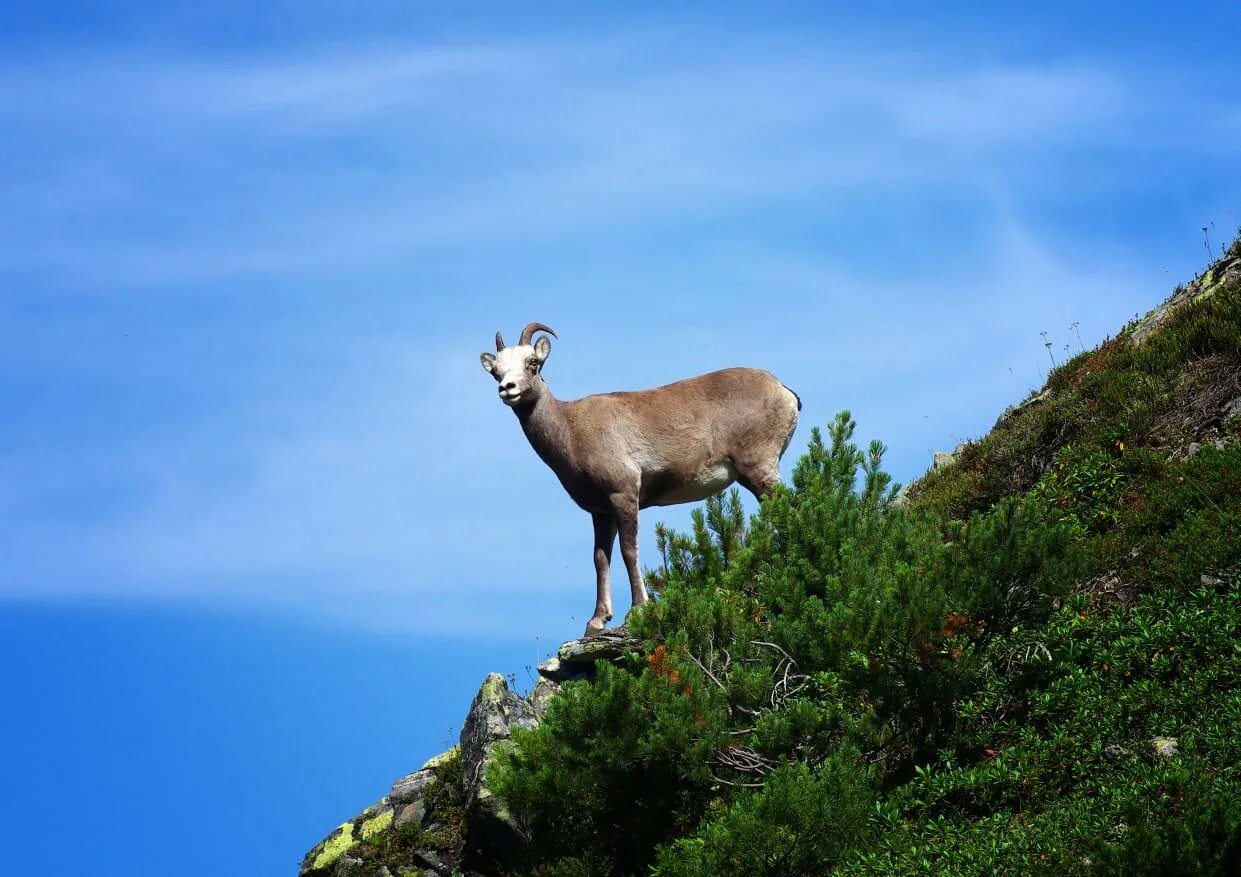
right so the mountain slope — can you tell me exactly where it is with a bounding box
[302,241,1241,876]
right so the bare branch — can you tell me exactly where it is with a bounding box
[752,640,798,666]
[687,652,727,692]
[708,770,766,789]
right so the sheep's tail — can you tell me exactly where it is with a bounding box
[783,384,802,411]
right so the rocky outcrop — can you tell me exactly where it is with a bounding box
[1129,248,1240,346]
[299,745,467,877]
[551,627,641,672]
[300,800,398,877]
[926,441,973,474]
[994,388,1051,429]
[531,627,642,709]
[459,674,537,873]
[299,629,644,876]
[390,748,460,833]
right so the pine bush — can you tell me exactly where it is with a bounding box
[492,412,1086,874]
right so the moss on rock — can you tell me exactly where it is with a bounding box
[360,808,393,840]
[311,822,358,871]
[418,746,459,773]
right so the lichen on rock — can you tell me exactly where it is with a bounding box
[306,822,359,873]
[359,809,393,840]
[556,626,640,665]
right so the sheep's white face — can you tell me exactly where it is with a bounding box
[480,337,550,407]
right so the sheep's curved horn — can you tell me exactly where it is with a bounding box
[495,331,506,351]
[519,322,558,346]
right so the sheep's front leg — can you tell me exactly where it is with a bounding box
[611,492,649,621]
[585,512,617,638]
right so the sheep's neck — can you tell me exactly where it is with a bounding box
[515,389,574,473]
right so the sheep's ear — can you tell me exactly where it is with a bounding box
[480,352,496,372]
[534,336,551,362]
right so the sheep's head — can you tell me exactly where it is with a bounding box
[480,322,556,407]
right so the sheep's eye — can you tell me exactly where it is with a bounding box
[526,359,539,373]
[491,370,501,381]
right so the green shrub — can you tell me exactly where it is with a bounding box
[653,758,876,877]
[1093,772,1241,876]
[835,571,1241,875]
[491,659,729,876]
[1034,445,1126,532]
[492,413,1083,874]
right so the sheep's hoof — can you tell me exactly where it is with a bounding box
[583,617,609,638]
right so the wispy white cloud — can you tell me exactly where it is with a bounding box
[0,44,520,121]
[0,38,1156,283]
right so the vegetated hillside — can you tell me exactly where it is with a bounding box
[490,243,1241,876]
[300,243,1241,877]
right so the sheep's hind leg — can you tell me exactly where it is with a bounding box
[734,460,781,501]
[611,492,649,624]
[584,512,617,638]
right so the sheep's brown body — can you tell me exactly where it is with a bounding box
[482,324,800,636]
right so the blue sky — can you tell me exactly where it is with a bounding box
[2,2,1239,874]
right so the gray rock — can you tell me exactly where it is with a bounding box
[536,657,565,680]
[1149,736,1179,760]
[1103,744,1129,762]
[529,676,560,718]
[394,799,426,828]
[995,389,1051,428]
[333,855,368,877]
[389,768,435,806]
[419,747,460,772]
[460,674,538,797]
[537,656,593,683]
[1132,253,1239,346]
[1131,304,1173,346]
[931,441,972,471]
[558,627,641,664]
[391,747,460,829]
[1223,396,1241,421]
[412,848,453,874]
[459,673,538,873]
